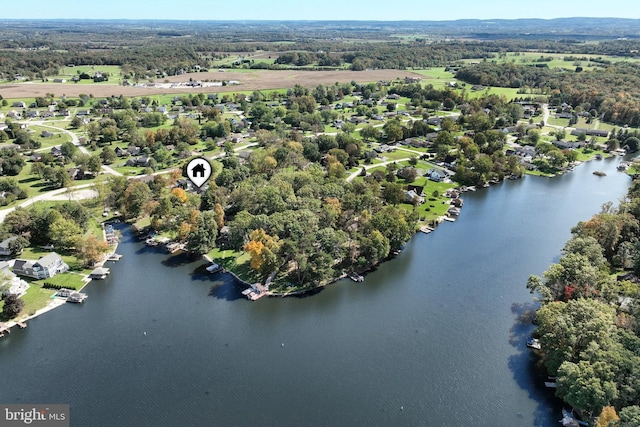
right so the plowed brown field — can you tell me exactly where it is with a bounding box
[0,69,424,99]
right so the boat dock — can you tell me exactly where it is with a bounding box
[107,254,122,262]
[17,321,27,329]
[419,225,434,234]
[348,272,364,282]
[242,283,268,300]
[67,292,88,303]
[56,288,88,303]
[165,242,185,254]
[89,267,110,279]
[206,263,223,273]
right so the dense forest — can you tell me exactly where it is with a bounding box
[527,184,640,425]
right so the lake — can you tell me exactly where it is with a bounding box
[0,156,632,426]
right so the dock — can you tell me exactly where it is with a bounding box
[165,242,185,254]
[0,322,10,335]
[419,225,434,234]
[66,292,88,303]
[17,321,27,329]
[206,263,223,273]
[242,283,268,300]
[89,267,110,279]
[348,272,364,282]
[107,254,122,262]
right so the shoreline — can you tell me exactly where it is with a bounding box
[221,152,627,299]
[3,238,120,332]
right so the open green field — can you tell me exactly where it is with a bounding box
[413,69,523,101]
[459,52,640,71]
[45,65,124,85]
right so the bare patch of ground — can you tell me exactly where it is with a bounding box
[0,69,423,99]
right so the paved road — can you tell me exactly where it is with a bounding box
[0,182,97,223]
[27,121,124,177]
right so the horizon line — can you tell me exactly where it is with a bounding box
[0,16,637,22]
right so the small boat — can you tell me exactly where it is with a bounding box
[526,337,541,350]
[592,171,606,176]
[595,154,603,160]
[348,272,364,282]
[206,263,223,273]
[560,409,581,426]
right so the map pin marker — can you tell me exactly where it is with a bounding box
[186,157,212,188]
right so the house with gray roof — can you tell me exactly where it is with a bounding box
[0,236,20,257]
[12,252,69,280]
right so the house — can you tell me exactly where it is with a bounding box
[0,236,20,257]
[12,102,26,108]
[553,140,585,150]
[405,189,425,204]
[12,252,69,280]
[25,111,39,118]
[0,261,28,297]
[571,128,610,138]
[30,153,43,162]
[404,185,425,204]
[115,147,130,157]
[125,156,151,167]
[514,145,537,158]
[128,146,142,156]
[40,130,54,138]
[426,169,449,182]
[426,116,441,126]
[51,146,63,157]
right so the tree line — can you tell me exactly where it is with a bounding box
[526,185,640,425]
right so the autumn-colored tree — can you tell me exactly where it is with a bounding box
[244,228,281,273]
[177,222,192,241]
[244,240,266,270]
[171,187,188,204]
[76,235,111,266]
[596,406,620,427]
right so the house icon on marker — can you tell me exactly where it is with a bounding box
[191,162,206,178]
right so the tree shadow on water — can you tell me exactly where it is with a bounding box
[508,302,564,426]
[208,281,243,301]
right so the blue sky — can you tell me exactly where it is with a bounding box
[4,0,640,20]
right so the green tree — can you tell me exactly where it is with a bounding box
[122,181,152,219]
[1,294,24,319]
[48,217,82,249]
[557,360,618,418]
[186,211,219,255]
[382,182,404,205]
[100,147,117,165]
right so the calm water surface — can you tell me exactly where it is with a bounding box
[0,157,632,426]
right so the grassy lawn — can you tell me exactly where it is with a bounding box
[574,148,608,162]
[379,150,413,162]
[35,272,88,290]
[207,248,264,284]
[15,285,56,319]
